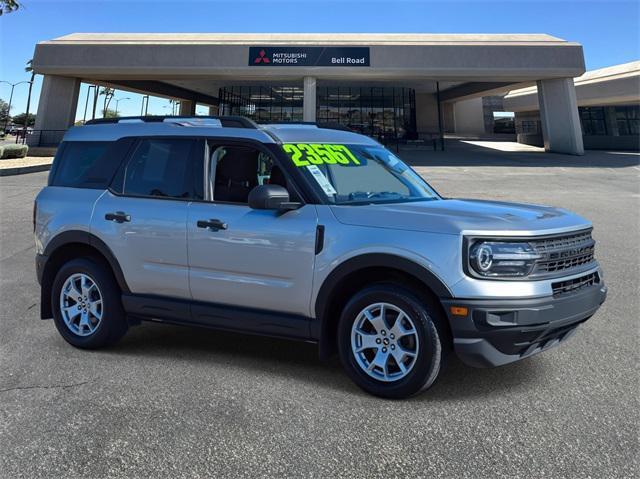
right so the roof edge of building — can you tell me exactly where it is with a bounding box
[41,32,576,46]
[505,60,640,98]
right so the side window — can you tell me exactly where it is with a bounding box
[122,138,202,200]
[210,145,260,204]
[257,152,274,186]
[50,141,111,188]
[208,143,295,204]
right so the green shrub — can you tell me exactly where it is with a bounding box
[0,144,29,159]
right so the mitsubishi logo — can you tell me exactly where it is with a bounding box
[254,49,270,64]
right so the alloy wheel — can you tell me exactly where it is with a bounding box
[350,302,419,382]
[59,273,103,336]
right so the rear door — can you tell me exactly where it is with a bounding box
[91,137,204,299]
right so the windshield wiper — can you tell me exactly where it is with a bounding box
[368,191,404,199]
[348,191,405,200]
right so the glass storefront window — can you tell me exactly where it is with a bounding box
[219,86,304,123]
[615,105,639,136]
[317,86,417,141]
[579,107,607,136]
[518,120,539,134]
[219,85,417,141]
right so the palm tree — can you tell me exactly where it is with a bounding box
[0,0,21,15]
[99,88,115,117]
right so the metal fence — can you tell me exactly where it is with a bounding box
[15,130,67,147]
[379,132,443,153]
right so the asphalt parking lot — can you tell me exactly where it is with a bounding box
[1,143,638,478]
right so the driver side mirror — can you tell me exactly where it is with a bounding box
[248,184,302,212]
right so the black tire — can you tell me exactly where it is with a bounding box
[337,284,448,399]
[51,257,128,349]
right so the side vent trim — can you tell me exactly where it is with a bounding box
[315,225,325,255]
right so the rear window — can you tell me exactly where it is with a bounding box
[121,138,202,200]
[50,141,113,188]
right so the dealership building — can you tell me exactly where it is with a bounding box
[32,33,590,154]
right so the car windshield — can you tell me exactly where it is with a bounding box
[281,143,440,205]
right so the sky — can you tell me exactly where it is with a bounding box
[0,0,638,120]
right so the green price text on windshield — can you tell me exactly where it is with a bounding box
[283,143,361,167]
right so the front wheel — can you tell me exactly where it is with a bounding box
[338,284,447,399]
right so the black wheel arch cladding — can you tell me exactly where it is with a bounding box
[315,253,452,360]
[40,230,130,319]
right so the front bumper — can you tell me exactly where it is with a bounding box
[442,279,607,368]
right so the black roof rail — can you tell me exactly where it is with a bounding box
[317,122,354,132]
[84,115,259,129]
[263,121,353,132]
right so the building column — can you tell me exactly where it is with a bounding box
[443,102,455,133]
[537,78,584,155]
[33,75,81,132]
[414,93,439,135]
[303,76,316,122]
[452,97,485,135]
[179,100,196,116]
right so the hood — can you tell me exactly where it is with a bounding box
[330,198,591,236]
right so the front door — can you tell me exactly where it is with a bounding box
[187,142,318,318]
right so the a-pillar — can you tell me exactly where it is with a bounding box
[537,78,584,155]
[303,76,316,122]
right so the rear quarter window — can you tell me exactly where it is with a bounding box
[119,138,203,200]
[50,140,131,189]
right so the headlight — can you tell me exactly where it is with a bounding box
[468,240,541,278]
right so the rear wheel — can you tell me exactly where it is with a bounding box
[51,258,128,349]
[338,284,447,398]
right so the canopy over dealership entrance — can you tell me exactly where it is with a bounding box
[32,33,587,154]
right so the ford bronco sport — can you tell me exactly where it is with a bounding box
[34,116,607,398]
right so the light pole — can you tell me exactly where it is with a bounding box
[83,85,96,123]
[0,80,32,134]
[141,95,149,116]
[114,97,131,117]
[167,99,180,116]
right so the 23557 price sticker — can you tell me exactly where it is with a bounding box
[282,143,361,167]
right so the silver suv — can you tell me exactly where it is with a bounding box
[34,116,607,398]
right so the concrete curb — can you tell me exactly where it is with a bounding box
[0,163,52,177]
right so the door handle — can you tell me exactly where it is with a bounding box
[105,211,131,223]
[197,218,228,231]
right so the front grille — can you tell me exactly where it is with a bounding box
[530,230,592,253]
[530,229,596,277]
[552,272,600,297]
[537,251,595,273]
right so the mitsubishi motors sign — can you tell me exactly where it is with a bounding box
[249,46,370,67]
